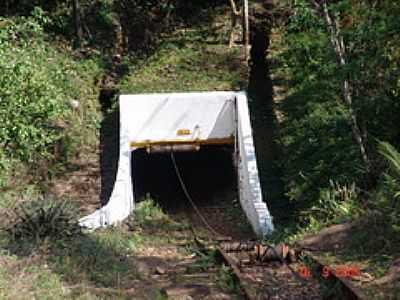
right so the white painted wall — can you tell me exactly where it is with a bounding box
[79,91,274,236]
[236,92,274,235]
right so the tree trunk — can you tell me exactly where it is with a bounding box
[72,0,83,48]
[228,0,241,48]
[313,0,372,177]
[243,0,250,61]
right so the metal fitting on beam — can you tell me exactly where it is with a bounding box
[146,144,201,154]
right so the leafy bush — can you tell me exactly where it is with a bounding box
[372,142,400,240]
[378,141,400,200]
[277,1,363,210]
[133,196,167,224]
[0,9,103,186]
[305,180,360,228]
[0,13,66,164]
[7,198,81,242]
[127,196,173,231]
[128,196,188,231]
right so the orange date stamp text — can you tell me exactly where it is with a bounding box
[297,264,360,279]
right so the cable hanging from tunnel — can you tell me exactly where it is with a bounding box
[170,151,222,237]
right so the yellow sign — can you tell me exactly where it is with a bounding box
[177,129,191,136]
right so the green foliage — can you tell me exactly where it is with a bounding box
[13,0,224,56]
[278,1,362,210]
[342,2,400,143]
[280,95,362,205]
[7,198,81,242]
[374,142,400,238]
[276,0,400,224]
[0,11,102,187]
[115,0,220,55]
[129,196,189,231]
[216,265,240,294]
[272,180,361,242]
[133,196,168,225]
[119,34,246,93]
[305,181,360,228]
[378,141,400,199]
[0,13,64,170]
[0,185,41,211]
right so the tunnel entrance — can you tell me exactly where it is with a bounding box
[131,145,237,214]
[80,92,273,236]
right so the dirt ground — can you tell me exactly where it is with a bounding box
[48,119,256,299]
[296,222,400,299]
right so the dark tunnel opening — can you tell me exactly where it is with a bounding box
[131,145,238,214]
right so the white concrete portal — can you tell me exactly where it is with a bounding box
[79,91,274,236]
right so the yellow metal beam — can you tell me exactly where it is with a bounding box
[130,137,234,149]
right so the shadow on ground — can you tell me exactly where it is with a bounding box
[1,225,188,298]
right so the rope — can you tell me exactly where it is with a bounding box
[170,151,221,237]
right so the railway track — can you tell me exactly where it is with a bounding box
[205,239,367,300]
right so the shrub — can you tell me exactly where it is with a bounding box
[133,196,168,225]
[0,12,67,166]
[378,141,400,200]
[0,9,103,186]
[127,196,189,231]
[7,198,81,242]
[305,180,360,227]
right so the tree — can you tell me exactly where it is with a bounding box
[277,0,400,206]
[311,0,372,178]
[243,0,250,60]
[72,0,83,48]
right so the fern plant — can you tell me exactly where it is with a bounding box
[378,141,400,199]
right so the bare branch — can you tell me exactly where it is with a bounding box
[229,0,242,16]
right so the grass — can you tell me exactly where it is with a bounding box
[119,20,248,93]
[0,258,66,300]
[0,185,41,211]
[0,195,247,298]
[0,198,193,299]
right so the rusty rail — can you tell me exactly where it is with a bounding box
[215,246,257,299]
[210,241,368,300]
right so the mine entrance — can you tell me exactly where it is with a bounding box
[131,145,237,214]
[80,92,273,236]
